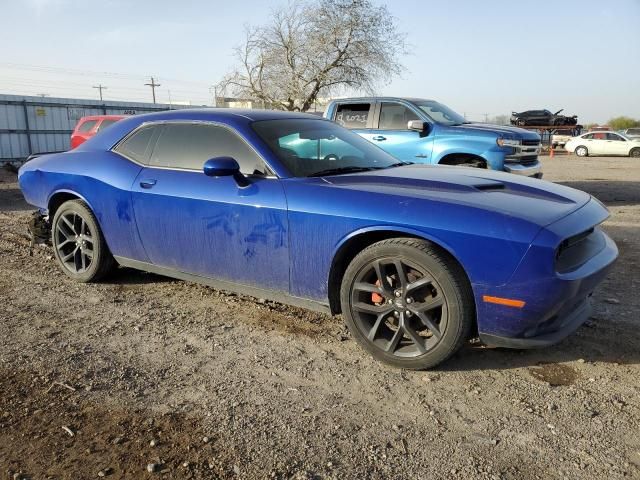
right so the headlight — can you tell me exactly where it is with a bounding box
[497,138,521,147]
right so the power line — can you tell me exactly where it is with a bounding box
[144,77,161,104]
[0,62,211,87]
[92,84,107,101]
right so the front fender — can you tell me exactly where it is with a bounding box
[332,224,463,268]
[432,141,506,171]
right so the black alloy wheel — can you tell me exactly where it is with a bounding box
[52,200,115,282]
[341,238,474,369]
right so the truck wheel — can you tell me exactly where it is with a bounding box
[575,146,588,157]
[517,119,526,126]
[51,200,115,282]
[630,148,640,158]
[340,238,474,370]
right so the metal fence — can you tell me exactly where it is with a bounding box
[0,94,195,163]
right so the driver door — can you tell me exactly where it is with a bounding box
[366,101,434,163]
[130,122,289,291]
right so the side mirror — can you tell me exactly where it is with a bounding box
[203,157,240,177]
[203,157,249,188]
[408,120,429,133]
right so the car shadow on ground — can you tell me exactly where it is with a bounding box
[441,328,640,373]
[0,188,30,212]
[557,180,640,206]
[106,267,174,285]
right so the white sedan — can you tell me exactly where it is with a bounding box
[565,131,640,157]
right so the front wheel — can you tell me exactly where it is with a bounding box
[52,200,115,282]
[575,146,589,157]
[340,238,475,370]
[630,148,640,158]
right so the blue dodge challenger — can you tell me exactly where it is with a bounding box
[18,109,618,369]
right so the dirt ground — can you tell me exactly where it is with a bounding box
[1,156,638,479]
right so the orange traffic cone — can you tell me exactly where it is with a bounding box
[549,145,555,159]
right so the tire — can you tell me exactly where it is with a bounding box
[575,146,589,157]
[51,200,115,282]
[630,148,640,158]
[517,119,526,126]
[340,238,475,370]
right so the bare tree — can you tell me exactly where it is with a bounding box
[217,0,406,111]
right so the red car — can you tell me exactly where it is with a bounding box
[70,115,126,149]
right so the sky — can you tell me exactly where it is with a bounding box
[0,0,638,123]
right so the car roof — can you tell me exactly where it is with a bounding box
[129,108,318,122]
[75,108,328,152]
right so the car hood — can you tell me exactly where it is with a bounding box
[320,165,591,228]
[447,123,540,140]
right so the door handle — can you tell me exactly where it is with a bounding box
[139,179,157,189]
[372,135,387,141]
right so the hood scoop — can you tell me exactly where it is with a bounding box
[474,182,505,191]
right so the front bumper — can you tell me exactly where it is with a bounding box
[503,160,543,178]
[475,200,618,348]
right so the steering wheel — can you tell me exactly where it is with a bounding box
[324,154,339,161]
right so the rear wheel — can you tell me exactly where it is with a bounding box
[340,238,474,369]
[51,200,115,282]
[630,148,640,158]
[575,146,589,157]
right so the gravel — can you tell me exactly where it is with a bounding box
[0,156,639,479]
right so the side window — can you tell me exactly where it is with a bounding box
[97,119,118,131]
[77,120,98,132]
[606,133,624,141]
[593,132,606,140]
[150,123,266,175]
[278,133,363,161]
[115,125,157,164]
[378,102,419,130]
[334,103,371,129]
[582,133,594,140]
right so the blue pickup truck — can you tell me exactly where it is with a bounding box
[323,97,542,177]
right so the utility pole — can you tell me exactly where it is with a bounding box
[145,76,161,104]
[92,84,107,101]
[483,113,489,123]
[209,85,218,107]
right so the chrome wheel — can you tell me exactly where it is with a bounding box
[349,257,448,358]
[54,211,95,274]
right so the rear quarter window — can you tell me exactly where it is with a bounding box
[114,125,158,164]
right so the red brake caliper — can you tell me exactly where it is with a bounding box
[371,280,384,304]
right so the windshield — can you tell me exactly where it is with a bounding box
[412,100,466,126]
[252,119,399,177]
